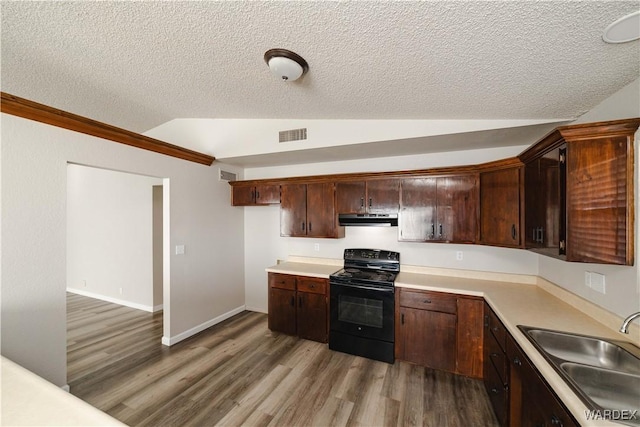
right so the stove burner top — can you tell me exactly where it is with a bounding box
[330,268,397,286]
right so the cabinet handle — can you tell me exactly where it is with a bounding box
[423,299,432,304]
[298,296,303,308]
[256,190,260,199]
[251,190,256,202]
[360,197,364,208]
[511,224,517,240]
[431,223,435,238]
[484,315,489,327]
[401,313,405,325]
[490,352,499,358]
[301,222,306,231]
[369,198,372,208]
[550,415,562,426]
[492,326,500,333]
[491,387,500,395]
[438,223,443,238]
[513,356,522,366]
[309,222,312,232]
[290,296,294,306]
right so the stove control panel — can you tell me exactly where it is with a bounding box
[343,249,400,263]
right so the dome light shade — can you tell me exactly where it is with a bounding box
[264,49,309,81]
[603,11,640,43]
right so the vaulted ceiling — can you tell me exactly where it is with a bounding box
[2,1,639,167]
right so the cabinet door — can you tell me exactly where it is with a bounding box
[306,182,337,238]
[436,175,479,243]
[268,287,296,336]
[567,137,631,265]
[399,177,437,241]
[456,297,483,378]
[335,180,366,214]
[280,184,307,236]
[398,306,457,372]
[366,179,400,213]
[231,185,256,206]
[480,167,523,247]
[524,148,564,255]
[297,291,328,343]
[254,184,280,205]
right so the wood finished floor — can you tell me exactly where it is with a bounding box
[67,293,499,427]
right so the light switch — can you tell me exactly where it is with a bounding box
[175,245,185,255]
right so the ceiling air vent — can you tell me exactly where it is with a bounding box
[218,168,237,182]
[279,128,307,143]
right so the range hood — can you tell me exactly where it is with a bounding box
[338,213,398,227]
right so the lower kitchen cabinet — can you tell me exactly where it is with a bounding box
[484,301,578,427]
[268,273,328,343]
[507,333,578,427]
[395,288,483,378]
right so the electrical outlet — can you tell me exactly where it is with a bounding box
[175,245,185,255]
[82,280,87,287]
[314,243,320,252]
[119,287,123,295]
[456,251,463,261]
[590,272,606,294]
[584,272,591,288]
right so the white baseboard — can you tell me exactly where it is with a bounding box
[61,384,70,393]
[152,304,164,312]
[161,305,246,346]
[66,288,157,313]
[245,305,267,314]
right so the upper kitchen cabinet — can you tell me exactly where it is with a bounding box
[399,174,478,243]
[479,160,524,248]
[280,182,344,238]
[231,183,280,206]
[335,178,400,214]
[519,118,640,265]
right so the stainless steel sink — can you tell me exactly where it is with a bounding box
[519,326,640,426]
[526,328,640,375]
[561,362,640,412]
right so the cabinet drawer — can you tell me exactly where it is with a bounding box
[487,306,507,352]
[485,361,508,427]
[269,273,296,290]
[297,277,327,294]
[399,290,457,314]
[486,331,508,385]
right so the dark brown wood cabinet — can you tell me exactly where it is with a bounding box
[523,146,565,256]
[484,302,578,427]
[507,333,578,427]
[480,164,524,248]
[484,303,509,427]
[396,288,483,378]
[519,118,640,265]
[335,178,399,214]
[268,273,328,343]
[280,183,344,238]
[399,175,478,243]
[232,184,280,206]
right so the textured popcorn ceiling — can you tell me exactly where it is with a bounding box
[2,1,639,165]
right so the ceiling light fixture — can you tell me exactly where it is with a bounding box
[264,49,309,82]
[603,10,640,43]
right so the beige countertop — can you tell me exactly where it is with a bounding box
[268,261,639,427]
[1,356,126,426]
[266,261,340,278]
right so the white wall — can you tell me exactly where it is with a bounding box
[1,114,245,386]
[243,145,539,312]
[66,164,162,311]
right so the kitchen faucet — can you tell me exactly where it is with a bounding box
[619,311,640,334]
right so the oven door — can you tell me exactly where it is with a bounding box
[329,282,394,342]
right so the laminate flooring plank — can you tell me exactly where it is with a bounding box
[67,294,499,427]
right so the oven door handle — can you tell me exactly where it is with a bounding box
[331,283,395,293]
